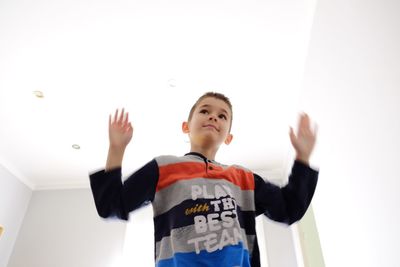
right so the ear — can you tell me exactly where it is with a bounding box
[224,133,233,145]
[182,121,190,133]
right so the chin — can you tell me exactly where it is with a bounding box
[195,135,220,146]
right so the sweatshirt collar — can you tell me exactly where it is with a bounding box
[184,152,216,163]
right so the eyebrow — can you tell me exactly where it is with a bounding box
[199,104,229,116]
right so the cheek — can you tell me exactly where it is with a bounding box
[221,125,230,135]
[224,120,231,129]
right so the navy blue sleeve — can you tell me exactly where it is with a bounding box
[89,159,159,220]
[254,160,318,225]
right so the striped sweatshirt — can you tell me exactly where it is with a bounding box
[89,152,318,267]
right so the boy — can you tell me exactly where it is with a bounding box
[89,92,318,267]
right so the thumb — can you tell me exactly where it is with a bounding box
[289,127,296,144]
[126,122,133,132]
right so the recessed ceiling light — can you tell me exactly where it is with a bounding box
[72,144,80,150]
[33,90,44,98]
[168,79,176,87]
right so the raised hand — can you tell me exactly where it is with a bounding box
[289,113,318,165]
[109,108,133,150]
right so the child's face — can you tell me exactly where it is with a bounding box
[183,97,233,148]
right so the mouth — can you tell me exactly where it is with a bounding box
[203,124,219,132]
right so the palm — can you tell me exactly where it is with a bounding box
[289,113,317,161]
[109,108,133,149]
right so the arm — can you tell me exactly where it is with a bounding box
[106,108,133,171]
[90,160,159,220]
[254,112,319,224]
[89,109,158,220]
[254,162,318,224]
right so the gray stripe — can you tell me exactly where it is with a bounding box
[155,155,203,167]
[153,178,255,216]
[155,221,255,262]
[155,155,252,172]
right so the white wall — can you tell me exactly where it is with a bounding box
[297,205,325,267]
[263,219,298,267]
[0,164,32,267]
[300,0,400,266]
[8,189,127,267]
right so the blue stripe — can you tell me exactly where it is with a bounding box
[156,243,251,267]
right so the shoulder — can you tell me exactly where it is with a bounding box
[154,155,198,166]
[229,163,254,174]
[218,162,256,181]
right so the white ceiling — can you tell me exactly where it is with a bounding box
[0,0,318,190]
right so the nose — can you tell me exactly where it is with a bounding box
[208,115,217,122]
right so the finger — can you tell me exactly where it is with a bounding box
[301,113,310,128]
[109,114,111,126]
[299,113,311,133]
[118,108,125,124]
[113,109,119,124]
[124,112,129,125]
[301,122,312,135]
[299,127,308,136]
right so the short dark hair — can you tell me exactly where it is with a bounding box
[188,92,233,131]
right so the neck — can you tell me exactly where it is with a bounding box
[189,144,219,160]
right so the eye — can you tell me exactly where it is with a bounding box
[200,109,208,114]
[219,114,227,120]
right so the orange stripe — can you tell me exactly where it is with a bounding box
[156,162,255,192]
